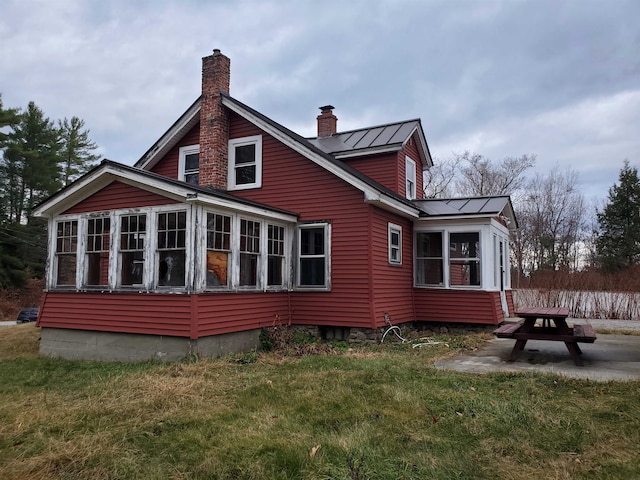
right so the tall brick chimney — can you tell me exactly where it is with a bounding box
[199,49,230,189]
[317,105,337,137]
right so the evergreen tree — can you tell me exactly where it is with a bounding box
[596,161,640,271]
[59,116,100,186]
[0,101,62,222]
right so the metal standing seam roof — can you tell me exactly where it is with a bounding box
[307,120,421,156]
[413,196,512,217]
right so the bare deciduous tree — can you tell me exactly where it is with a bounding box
[514,165,587,274]
[455,151,536,198]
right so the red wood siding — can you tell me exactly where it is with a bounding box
[228,112,374,328]
[63,181,179,214]
[370,209,415,328]
[197,292,290,336]
[506,289,515,317]
[39,291,291,339]
[38,291,193,336]
[150,124,200,179]
[413,289,504,325]
[343,152,399,194]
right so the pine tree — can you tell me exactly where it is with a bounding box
[1,101,62,222]
[59,116,100,186]
[596,161,640,272]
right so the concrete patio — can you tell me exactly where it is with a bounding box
[435,319,640,381]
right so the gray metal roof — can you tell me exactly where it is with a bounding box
[413,196,517,228]
[308,120,421,156]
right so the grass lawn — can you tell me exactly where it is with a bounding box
[1,323,639,479]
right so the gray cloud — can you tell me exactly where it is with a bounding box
[1,0,639,203]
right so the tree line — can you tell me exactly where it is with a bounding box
[0,94,99,288]
[425,152,640,285]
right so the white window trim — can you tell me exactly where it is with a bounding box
[200,207,293,292]
[414,228,483,289]
[405,156,417,200]
[178,144,200,183]
[388,222,402,265]
[228,135,263,190]
[296,222,331,291]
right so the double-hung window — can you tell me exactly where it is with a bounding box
[179,145,200,185]
[228,135,262,190]
[119,214,146,286]
[157,211,187,287]
[415,231,443,286]
[405,157,417,200]
[239,219,260,286]
[86,217,110,287]
[388,223,402,265]
[268,224,285,287]
[206,213,232,288]
[55,220,78,286]
[449,232,480,286]
[298,224,330,288]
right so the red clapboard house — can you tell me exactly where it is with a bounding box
[34,50,517,361]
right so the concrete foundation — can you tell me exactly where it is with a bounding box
[39,328,261,362]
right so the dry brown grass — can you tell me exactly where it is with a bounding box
[0,323,40,360]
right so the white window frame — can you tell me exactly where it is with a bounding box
[200,208,292,292]
[388,223,402,265]
[178,144,200,184]
[414,229,482,288]
[405,156,417,200]
[415,230,444,287]
[228,135,263,190]
[296,222,331,290]
[53,217,80,288]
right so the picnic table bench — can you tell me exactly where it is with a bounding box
[494,307,596,366]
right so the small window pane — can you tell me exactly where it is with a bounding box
[235,144,255,164]
[300,258,325,286]
[236,165,256,185]
[185,153,199,171]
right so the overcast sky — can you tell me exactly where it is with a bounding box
[2,0,639,204]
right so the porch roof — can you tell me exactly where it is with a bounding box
[413,196,518,229]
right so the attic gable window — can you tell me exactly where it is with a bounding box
[179,145,200,185]
[405,157,417,200]
[228,135,262,190]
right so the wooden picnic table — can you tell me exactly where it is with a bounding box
[494,307,596,366]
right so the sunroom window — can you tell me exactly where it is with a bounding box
[206,213,232,287]
[449,232,480,286]
[240,219,260,287]
[55,220,78,286]
[415,231,443,286]
[86,217,110,286]
[119,214,146,286]
[268,224,285,286]
[157,211,186,287]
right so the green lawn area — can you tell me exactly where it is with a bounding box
[1,323,639,479]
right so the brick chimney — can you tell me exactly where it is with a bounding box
[199,49,230,189]
[317,105,337,137]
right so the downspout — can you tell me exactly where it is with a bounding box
[410,221,417,323]
[368,204,376,329]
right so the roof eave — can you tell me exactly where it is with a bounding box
[221,95,421,219]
